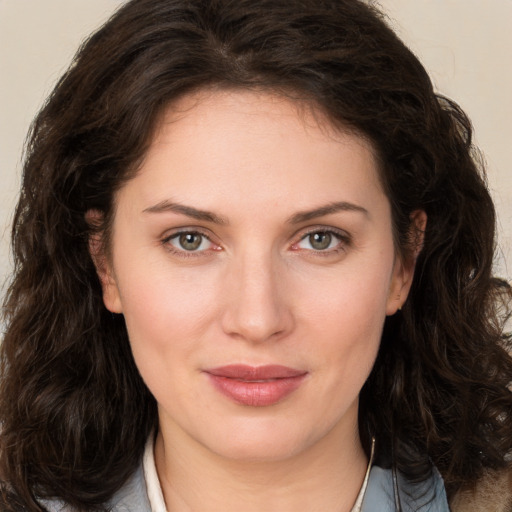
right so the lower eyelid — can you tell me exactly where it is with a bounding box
[293,230,350,250]
[161,229,349,255]
[163,231,216,252]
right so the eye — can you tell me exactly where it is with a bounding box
[164,231,216,253]
[304,232,335,250]
[292,229,349,252]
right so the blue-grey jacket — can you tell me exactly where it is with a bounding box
[41,463,450,511]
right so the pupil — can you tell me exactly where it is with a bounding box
[310,232,331,250]
[180,233,202,251]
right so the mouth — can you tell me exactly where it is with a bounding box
[204,364,308,407]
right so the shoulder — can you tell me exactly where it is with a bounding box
[362,465,450,512]
[106,463,152,511]
[39,464,151,512]
[450,467,512,512]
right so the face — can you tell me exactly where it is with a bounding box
[94,90,416,462]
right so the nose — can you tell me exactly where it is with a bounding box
[220,251,294,344]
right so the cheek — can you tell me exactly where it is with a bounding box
[298,253,392,380]
[308,298,385,429]
[115,269,225,414]
[299,255,392,337]
[310,286,386,370]
[113,259,221,371]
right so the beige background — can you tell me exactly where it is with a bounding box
[1,0,511,301]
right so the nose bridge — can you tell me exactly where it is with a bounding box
[221,246,292,343]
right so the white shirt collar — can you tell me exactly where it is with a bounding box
[143,433,167,512]
[350,437,375,512]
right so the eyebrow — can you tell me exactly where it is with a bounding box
[288,201,369,224]
[143,200,229,225]
[143,199,368,226]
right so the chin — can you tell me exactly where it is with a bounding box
[197,416,323,463]
[210,437,308,463]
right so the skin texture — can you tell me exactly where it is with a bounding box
[93,90,420,511]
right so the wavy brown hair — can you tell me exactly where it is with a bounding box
[1,0,511,509]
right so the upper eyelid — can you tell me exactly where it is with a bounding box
[161,227,215,242]
[294,225,351,241]
[161,229,219,253]
[161,230,220,258]
[289,227,351,255]
[159,225,351,249]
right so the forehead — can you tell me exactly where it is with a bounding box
[152,88,372,152]
[117,89,386,219]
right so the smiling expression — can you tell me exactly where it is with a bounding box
[95,89,415,462]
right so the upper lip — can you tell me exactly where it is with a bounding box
[205,364,306,380]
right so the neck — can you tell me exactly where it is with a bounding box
[154,412,369,512]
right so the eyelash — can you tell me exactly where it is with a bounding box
[291,227,351,256]
[161,230,219,258]
[161,227,351,258]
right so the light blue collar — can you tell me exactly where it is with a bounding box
[361,465,450,512]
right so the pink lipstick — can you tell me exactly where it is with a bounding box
[204,364,307,407]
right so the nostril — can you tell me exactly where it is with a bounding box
[219,257,294,342]
[220,296,293,343]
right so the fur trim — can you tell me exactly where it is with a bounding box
[450,468,512,512]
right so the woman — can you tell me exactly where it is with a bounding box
[1,0,511,510]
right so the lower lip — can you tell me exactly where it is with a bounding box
[206,374,306,407]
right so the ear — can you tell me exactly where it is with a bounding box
[86,210,123,314]
[386,210,427,315]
